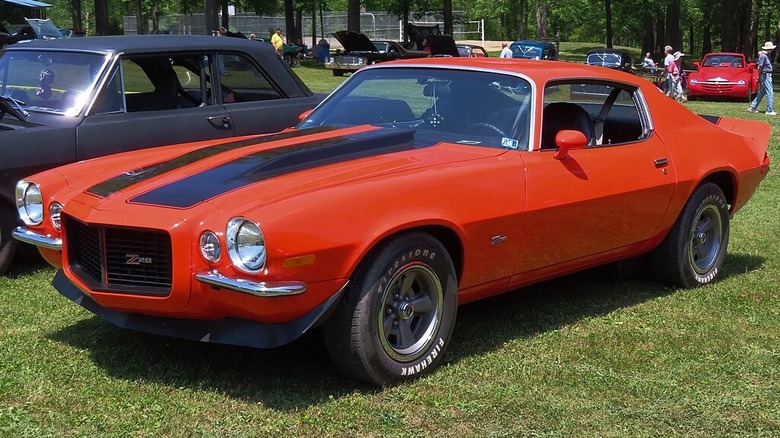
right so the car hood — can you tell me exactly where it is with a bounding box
[332,30,377,53]
[427,35,460,57]
[60,125,504,213]
[690,67,748,81]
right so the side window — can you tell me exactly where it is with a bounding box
[541,82,646,150]
[217,53,281,104]
[121,56,181,112]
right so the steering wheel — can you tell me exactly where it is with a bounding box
[463,122,508,137]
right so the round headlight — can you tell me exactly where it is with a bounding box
[227,218,266,272]
[690,79,699,85]
[199,231,221,263]
[49,202,63,230]
[737,80,746,86]
[15,181,43,226]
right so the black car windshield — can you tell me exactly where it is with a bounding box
[300,67,533,150]
[510,44,543,59]
[587,53,622,66]
[0,50,108,116]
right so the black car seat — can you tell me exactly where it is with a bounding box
[540,102,595,150]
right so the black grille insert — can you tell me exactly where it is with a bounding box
[65,215,173,296]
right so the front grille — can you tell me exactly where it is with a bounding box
[701,82,735,93]
[65,215,173,296]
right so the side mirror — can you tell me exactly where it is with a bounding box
[692,61,701,69]
[553,130,588,160]
[748,62,756,72]
[298,108,313,122]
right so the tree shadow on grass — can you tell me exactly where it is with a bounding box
[47,252,765,410]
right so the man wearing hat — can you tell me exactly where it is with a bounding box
[748,41,777,115]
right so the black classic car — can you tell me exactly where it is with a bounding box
[325,30,430,76]
[0,35,320,274]
[585,48,634,73]
[0,18,63,49]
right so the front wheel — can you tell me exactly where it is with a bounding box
[652,182,729,288]
[0,206,19,275]
[323,232,458,385]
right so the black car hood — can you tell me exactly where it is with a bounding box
[427,35,460,57]
[332,30,377,53]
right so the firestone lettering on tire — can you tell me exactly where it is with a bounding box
[400,337,445,376]
[386,250,436,278]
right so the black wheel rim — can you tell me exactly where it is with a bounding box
[377,262,443,362]
[688,204,723,275]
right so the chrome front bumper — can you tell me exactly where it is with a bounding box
[12,226,62,250]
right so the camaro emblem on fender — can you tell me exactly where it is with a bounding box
[125,254,152,265]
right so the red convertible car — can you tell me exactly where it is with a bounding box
[14,58,770,385]
[687,52,759,100]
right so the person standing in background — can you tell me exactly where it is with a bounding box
[663,45,674,96]
[271,28,284,56]
[748,41,777,115]
[500,42,512,58]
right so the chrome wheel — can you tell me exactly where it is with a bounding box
[689,204,723,275]
[378,262,443,362]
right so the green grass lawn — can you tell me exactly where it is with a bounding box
[2,67,780,436]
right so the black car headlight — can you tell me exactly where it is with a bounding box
[227,217,266,272]
[16,180,44,226]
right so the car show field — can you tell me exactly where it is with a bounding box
[1,40,779,436]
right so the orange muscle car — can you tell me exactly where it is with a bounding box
[14,58,771,385]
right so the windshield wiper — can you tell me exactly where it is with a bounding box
[0,94,30,122]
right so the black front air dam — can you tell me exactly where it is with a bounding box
[52,270,345,349]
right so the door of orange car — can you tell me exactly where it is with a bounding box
[511,83,675,280]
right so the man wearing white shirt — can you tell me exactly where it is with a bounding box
[500,42,513,58]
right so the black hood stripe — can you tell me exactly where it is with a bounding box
[129,128,430,208]
[87,126,337,198]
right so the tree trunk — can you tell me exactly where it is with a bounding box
[702,25,712,55]
[283,0,295,43]
[605,0,612,48]
[221,2,229,29]
[134,0,147,35]
[443,0,452,36]
[70,0,83,34]
[94,0,109,35]
[347,0,360,33]
[665,0,682,52]
[517,0,526,39]
[295,8,302,43]
[535,0,548,39]
[204,0,219,35]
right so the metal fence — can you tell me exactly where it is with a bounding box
[123,11,483,47]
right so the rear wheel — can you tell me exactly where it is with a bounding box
[652,182,729,288]
[323,232,458,385]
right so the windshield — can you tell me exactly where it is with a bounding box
[26,19,64,39]
[510,44,543,59]
[300,67,533,150]
[703,55,744,67]
[587,52,622,65]
[0,50,109,115]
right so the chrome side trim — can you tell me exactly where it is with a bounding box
[12,226,62,250]
[196,271,307,297]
